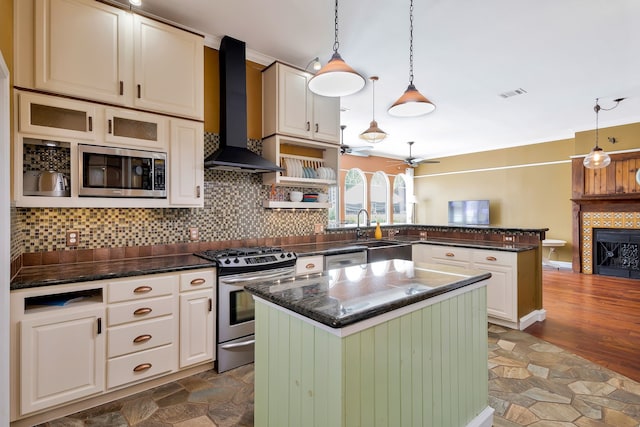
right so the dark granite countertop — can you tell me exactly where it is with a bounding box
[286,236,536,257]
[244,259,491,328]
[10,254,216,291]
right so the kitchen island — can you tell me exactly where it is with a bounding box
[245,260,494,427]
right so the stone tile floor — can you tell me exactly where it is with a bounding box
[40,325,640,426]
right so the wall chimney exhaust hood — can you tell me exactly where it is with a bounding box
[204,36,283,173]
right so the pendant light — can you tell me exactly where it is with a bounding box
[388,0,436,117]
[308,0,365,97]
[360,76,387,143]
[583,97,625,169]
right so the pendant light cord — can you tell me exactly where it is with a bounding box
[409,0,415,85]
[372,78,377,121]
[594,98,600,149]
[333,0,340,53]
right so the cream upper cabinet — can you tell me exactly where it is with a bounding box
[169,119,204,207]
[263,62,340,144]
[34,0,132,106]
[30,0,204,120]
[132,15,204,119]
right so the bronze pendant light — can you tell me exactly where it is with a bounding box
[388,0,436,117]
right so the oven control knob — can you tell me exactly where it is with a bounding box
[286,253,292,258]
[224,259,231,264]
[280,253,285,258]
[233,258,240,264]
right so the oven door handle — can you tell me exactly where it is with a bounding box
[220,270,293,284]
[220,339,255,349]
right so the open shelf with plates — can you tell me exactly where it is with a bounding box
[262,134,339,188]
[263,201,331,209]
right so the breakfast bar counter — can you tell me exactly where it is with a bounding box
[245,260,494,427]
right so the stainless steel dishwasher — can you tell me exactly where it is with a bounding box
[324,250,367,270]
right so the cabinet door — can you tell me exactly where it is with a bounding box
[133,15,204,119]
[104,107,167,150]
[20,307,105,414]
[34,0,131,105]
[411,244,432,263]
[278,65,312,138]
[472,250,517,322]
[18,92,97,140]
[169,119,204,206]
[311,94,340,143]
[179,289,214,368]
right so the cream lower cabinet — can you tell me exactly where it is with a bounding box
[20,305,105,415]
[412,243,522,325]
[178,270,215,368]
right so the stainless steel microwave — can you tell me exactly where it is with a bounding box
[78,144,167,198]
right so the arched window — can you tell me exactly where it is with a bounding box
[393,174,408,224]
[370,171,389,224]
[344,168,366,225]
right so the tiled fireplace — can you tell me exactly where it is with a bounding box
[581,211,640,274]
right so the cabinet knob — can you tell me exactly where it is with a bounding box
[133,334,152,343]
[445,252,455,257]
[137,84,141,98]
[107,119,112,134]
[119,80,124,96]
[134,286,153,294]
[306,121,310,131]
[88,116,93,132]
[190,278,206,286]
[196,185,201,198]
[486,256,497,261]
[315,123,319,132]
[133,307,152,316]
[133,363,152,372]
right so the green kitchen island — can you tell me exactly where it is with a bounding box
[245,259,495,427]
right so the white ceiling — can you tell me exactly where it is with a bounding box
[116,0,640,161]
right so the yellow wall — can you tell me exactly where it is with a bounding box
[203,46,265,139]
[414,139,575,262]
[575,122,640,155]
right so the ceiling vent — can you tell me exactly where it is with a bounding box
[499,88,528,99]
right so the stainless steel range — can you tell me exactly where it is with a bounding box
[194,247,297,372]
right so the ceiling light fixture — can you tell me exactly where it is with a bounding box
[360,76,387,143]
[129,0,142,6]
[388,0,435,117]
[307,0,365,97]
[583,97,625,169]
[304,57,322,73]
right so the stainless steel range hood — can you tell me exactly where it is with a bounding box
[204,36,283,173]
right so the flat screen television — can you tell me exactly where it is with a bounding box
[448,200,490,225]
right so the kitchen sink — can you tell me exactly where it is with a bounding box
[356,240,413,263]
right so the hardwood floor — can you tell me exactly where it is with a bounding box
[525,268,640,383]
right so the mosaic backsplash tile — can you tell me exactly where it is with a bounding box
[14,133,329,253]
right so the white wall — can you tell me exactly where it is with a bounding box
[0,51,11,426]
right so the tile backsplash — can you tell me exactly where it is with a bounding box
[12,132,328,256]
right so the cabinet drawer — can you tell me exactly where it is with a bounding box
[107,316,175,358]
[107,344,175,389]
[108,295,174,326]
[296,256,324,275]
[472,249,516,266]
[108,275,177,303]
[430,246,471,262]
[179,270,214,292]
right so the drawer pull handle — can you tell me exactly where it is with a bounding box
[133,363,152,372]
[134,307,152,316]
[133,286,152,294]
[190,278,206,286]
[305,263,316,269]
[133,334,152,343]
[445,252,455,257]
[486,256,497,261]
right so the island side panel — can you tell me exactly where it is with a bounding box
[254,285,489,427]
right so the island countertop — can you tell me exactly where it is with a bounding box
[244,259,491,329]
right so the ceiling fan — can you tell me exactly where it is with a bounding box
[388,141,440,168]
[339,125,373,157]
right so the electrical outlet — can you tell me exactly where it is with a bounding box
[66,230,79,247]
[189,227,199,241]
[504,235,514,242]
[314,223,324,234]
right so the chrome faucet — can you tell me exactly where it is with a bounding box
[356,209,370,240]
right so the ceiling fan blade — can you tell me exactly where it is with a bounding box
[348,151,370,157]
